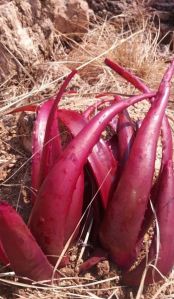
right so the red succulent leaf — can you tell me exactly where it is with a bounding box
[100,59,174,269]
[28,92,155,262]
[0,201,55,281]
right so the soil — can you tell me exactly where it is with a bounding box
[0,1,174,299]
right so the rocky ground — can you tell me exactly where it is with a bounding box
[0,0,174,86]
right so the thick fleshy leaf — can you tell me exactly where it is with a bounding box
[122,160,174,285]
[106,135,119,161]
[106,58,173,248]
[160,116,173,169]
[105,57,174,261]
[32,99,56,199]
[104,58,171,145]
[105,58,150,93]
[137,115,173,242]
[99,59,174,269]
[0,201,55,281]
[28,92,155,262]
[58,109,118,208]
[64,172,84,244]
[37,70,76,189]
[83,99,118,132]
[116,96,135,165]
[32,70,77,200]
[83,99,112,119]
[117,110,135,162]
[83,100,106,119]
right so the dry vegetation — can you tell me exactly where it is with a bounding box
[0,4,174,299]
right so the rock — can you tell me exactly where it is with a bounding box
[0,0,90,82]
[45,0,90,34]
[96,260,110,277]
[86,0,131,19]
[148,0,174,48]
[149,0,174,11]
[16,112,35,153]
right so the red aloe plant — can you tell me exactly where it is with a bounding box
[105,58,173,245]
[28,91,155,263]
[99,59,174,269]
[3,59,174,287]
[124,109,173,286]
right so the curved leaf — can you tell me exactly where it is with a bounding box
[100,60,174,269]
[58,108,118,208]
[0,202,55,281]
[122,160,174,285]
[28,92,155,261]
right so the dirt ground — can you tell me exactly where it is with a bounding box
[0,1,174,299]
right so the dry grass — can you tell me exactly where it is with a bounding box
[1,9,171,114]
[0,5,174,299]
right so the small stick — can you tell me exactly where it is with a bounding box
[77,218,93,264]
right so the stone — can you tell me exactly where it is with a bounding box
[0,0,90,82]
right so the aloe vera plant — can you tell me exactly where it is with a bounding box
[0,58,173,287]
[99,58,174,269]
